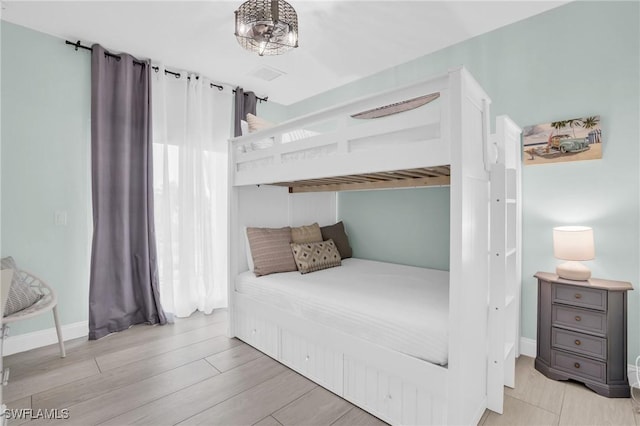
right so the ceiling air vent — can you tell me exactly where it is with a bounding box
[248,66,286,82]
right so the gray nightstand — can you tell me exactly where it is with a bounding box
[534,271,633,398]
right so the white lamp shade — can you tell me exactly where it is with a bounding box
[553,226,595,261]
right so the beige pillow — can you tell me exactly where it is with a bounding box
[291,223,323,244]
[290,239,341,274]
[246,113,275,133]
[246,227,297,277]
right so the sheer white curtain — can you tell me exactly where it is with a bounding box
[152,66,231,318]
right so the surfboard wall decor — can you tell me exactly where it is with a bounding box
[350,92,440,120]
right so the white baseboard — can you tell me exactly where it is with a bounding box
[519,337,536,358]
[3,321,88,356]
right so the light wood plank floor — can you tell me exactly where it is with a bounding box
[480,355,638,426]
[3,311,637,425]
[2,311,385,426]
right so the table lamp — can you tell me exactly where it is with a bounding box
[553,226,594,281]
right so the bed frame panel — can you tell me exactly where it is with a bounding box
[230,75,450,188]
[233,292,449,425]
[227,67,519,425]
[446,69,493,425]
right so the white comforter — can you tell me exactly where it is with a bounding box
[235,258,450,365]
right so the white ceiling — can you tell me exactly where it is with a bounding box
[2,1,567,105]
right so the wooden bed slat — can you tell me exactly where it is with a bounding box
[393,171,427,179]
[431,166,451,176]
[287,175,450,193]
[272,166,451,193]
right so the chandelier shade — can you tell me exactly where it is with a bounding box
[234,0,299,56]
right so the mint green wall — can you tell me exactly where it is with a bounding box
[257,100,288,125]
[1,21,92,335]
[338,188,450,271]
[284,2,640,359]
[0,21,3,290]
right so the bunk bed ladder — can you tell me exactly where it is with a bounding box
[487,116,522,414]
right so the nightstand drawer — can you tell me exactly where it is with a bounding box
[552,305,606,336]
[552,328,606,360]
[553,284,606,311]
[551,350,606,383]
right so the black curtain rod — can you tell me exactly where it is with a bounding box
[65,40,268,102]
[66,40,147,67]
[231,89,268,103]
[150,66,224,91]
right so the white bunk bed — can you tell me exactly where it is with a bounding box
[227,67,522,426]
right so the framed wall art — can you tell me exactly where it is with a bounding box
[522,116,602,165]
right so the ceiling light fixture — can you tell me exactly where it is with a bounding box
[234,0,299,56]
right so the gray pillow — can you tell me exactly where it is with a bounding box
[320,222,353,259]
[1,257,43,316]
[246,227,298,277]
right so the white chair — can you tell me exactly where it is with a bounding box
[1,269,66,362]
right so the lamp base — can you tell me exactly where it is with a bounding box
[556,261,591,281]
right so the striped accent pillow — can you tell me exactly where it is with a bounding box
[246,227,297,277]
[290,239,342,274]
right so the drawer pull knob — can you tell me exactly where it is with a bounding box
[574,362,581,369]
[575,293,582,299]
[575,340,581,346]
[575,316,582,322]
[252,329,257,334]
[385,394,393,401]
[305,355,310,361]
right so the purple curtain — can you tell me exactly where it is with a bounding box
[89,44,166,340]
[234,87,257,137]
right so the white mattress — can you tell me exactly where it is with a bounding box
[235,258,449,365]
